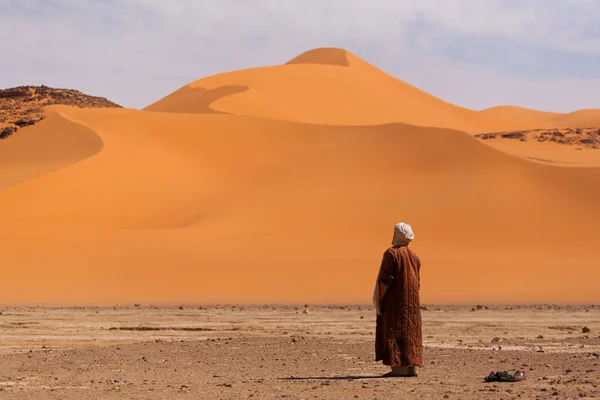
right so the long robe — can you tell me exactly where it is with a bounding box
[375,245,422,367]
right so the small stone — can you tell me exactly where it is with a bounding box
[582,327,591,333]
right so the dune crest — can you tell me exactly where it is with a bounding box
[550,109,600,128]
[145,85,249,114]
[0,108,103,190]
[478,105,563,126]
[147,50,539,132]
[285,47,350,66]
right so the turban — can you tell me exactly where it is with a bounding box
[392,222,414,247]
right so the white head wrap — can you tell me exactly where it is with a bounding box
[392,222,414,247]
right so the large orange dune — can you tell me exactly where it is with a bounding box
[1,48,600,305]
[147,48,539,133]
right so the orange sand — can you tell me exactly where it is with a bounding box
[1,48,600,305]
[480,105,600,130]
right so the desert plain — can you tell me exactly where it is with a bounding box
[0,305,599,399]
[2,47,600,399]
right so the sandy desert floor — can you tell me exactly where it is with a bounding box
[0,305,598,399]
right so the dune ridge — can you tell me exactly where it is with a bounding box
[1,47,600,305]
[480,105,600,130]
[0,109,104,190]
[285,47,350,66]
[144,85,249,114]
[145,49,539,133]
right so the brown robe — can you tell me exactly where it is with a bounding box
[375,245,422,367]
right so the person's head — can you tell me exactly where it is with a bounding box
[392,222,414,247]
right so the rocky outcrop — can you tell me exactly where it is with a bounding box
[0,85,121,139]
[475,127,600,149]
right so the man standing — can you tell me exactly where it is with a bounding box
[374,222,423,377]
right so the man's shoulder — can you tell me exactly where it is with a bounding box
[387,245,419,257]
[384,246,403,257]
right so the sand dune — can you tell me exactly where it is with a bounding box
[480,105,600,130]
[1,106,600,304]
[285,46,351,66]
[476,139,600,167]
[146,48,600,134]
[551,109,600,128]
[478,105,563,128]
[145,85,248,115]
[146,48,540,133]
[1,48,600,304]
[0,109,103,190]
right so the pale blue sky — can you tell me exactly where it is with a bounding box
[2,0,600,111]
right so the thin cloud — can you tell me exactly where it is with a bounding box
[1,0,599,111]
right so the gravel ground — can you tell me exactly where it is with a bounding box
[0,305,598,399]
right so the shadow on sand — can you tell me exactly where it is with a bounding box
[280,375,393,381]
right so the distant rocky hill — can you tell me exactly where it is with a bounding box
[0,85,121,139]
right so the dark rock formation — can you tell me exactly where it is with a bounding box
[476,127,600,149]
[0,85,121,140]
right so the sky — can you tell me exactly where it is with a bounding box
[2,0,600,112]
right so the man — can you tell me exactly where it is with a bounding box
[374,222,422,377]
